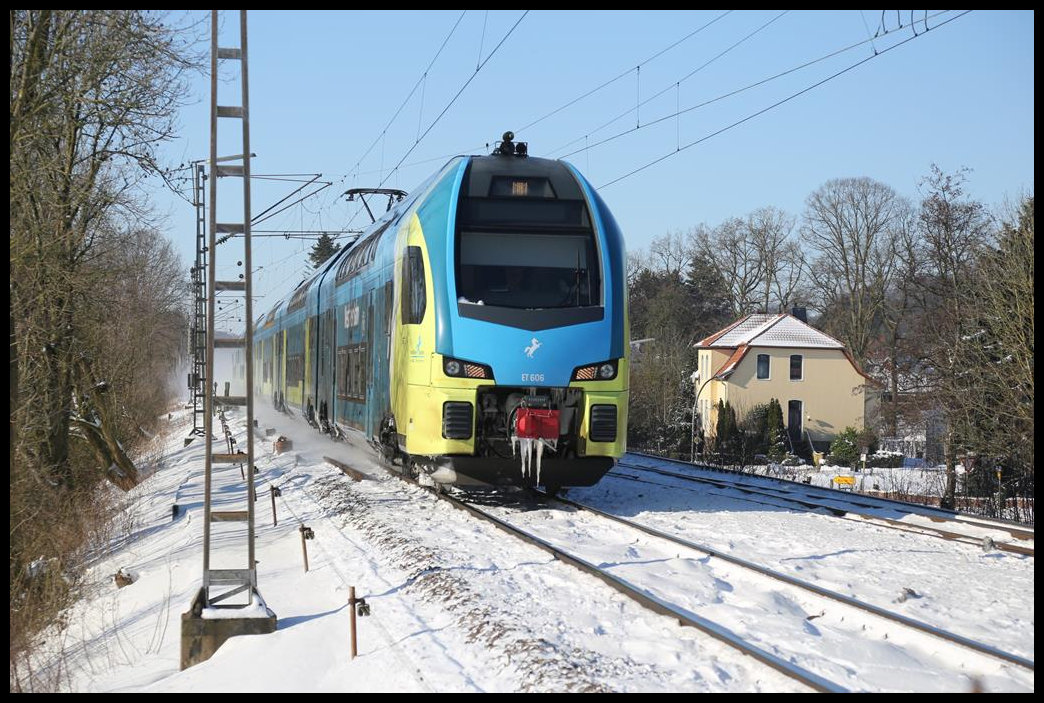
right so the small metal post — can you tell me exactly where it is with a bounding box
[299,525,313,572]
[349,586,357,659]
[270,485,280,526]
[224,381,230,397]
[348,586,370,660]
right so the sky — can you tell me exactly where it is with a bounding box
[26,405,1033,692]
[150,10,1034,328]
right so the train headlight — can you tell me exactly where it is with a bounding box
[443,356,494,380]
[572,359,618,382]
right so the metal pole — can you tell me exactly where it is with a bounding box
[692,376,714,462]
[202,9,218,603]
[239,8,258,607]
[270,485,278,526]
[349,586,358,659]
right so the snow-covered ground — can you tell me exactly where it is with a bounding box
[24,405,1034,693]
[676,454,1031,524]
[759,460,970,498]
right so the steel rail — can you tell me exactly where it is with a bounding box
[616,459,1034,557]
[546,488,1035,672]
[428,487,846,693]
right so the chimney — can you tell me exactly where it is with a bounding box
[791,307,807,323]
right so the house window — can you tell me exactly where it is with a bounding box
[757,354,770,380]
[790,354,803,381]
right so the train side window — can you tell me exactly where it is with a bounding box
[402,246,426,325]
[336,347,348,399]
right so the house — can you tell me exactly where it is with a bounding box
[693,310,879,454]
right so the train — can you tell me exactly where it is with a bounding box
[248,133,628,493]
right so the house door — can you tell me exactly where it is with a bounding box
[788,400,803,449]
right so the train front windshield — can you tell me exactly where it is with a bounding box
[457,230,600,309]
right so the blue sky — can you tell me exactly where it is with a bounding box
[154,10,1033,322]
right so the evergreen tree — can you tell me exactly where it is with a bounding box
[713,400,739,460]
[745,403,770,456]
[766,398,787,461]
[685,249,732,338]
[309,233,341,269]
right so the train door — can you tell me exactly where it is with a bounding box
[275,328,285,408]
[384,281,393,366]
[391,245,429,454]
[305,315,317,423]
[323,307,336,431]
[366,290,376,437]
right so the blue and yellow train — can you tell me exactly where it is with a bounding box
[251,135,628,492]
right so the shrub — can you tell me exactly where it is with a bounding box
[829,426,861,469]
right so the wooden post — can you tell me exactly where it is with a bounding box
[270,485,279,526]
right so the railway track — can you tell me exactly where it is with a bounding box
[427,484,1033,692]
[255,418,1032,692]
[617,454,1034,557]
[432,485,845,692]
[546,489,1034,668]
[316,452,796,691]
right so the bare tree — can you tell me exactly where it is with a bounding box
[627,324,697,458]
[801,177,909,363]
[966,194,1033,517]
[745,206,803,313]
[911,165,993,508]
[880,225,923,437]
[626,249,647,290]
[690,219,764,317]
[75,228,189,486]
[10,11,200,687]
[11,10,198,487]
[771,239,809,313]
[647,230,689,278]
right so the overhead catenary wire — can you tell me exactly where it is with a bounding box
[597,10,972,189]
[345,11,468,187]
[516,10,734,136]
[556,9,961,162]
[319,11,470,235]
[547,10,790,158]
[335,10,757,185]
[343,10,734,180]
[376,10,530,190]
[317,11,757,188]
